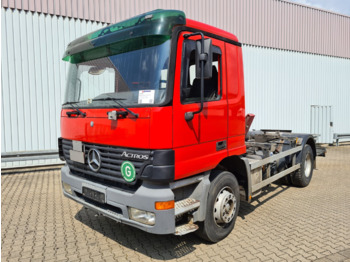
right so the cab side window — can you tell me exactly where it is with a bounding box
[181,40,222,104]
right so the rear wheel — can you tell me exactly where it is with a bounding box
[196,171,240,242]
[291,144,314,187]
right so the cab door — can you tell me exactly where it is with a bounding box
[173,32,228,180]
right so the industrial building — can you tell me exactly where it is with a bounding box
[1,0,350,168]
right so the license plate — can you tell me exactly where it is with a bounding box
[70,150,85,163]
[82,187,106,204]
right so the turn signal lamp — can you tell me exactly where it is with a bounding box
[155,200,175,210]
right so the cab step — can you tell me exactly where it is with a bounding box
[175,223,199,236]
[175,198,200,217]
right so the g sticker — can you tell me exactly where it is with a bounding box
[121,161,136,182]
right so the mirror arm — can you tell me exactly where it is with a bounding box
[183,33,206,121]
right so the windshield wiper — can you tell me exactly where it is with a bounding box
[63,102,86,117]
[93,96,139,118]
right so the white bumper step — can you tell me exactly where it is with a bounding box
[175,223,199,236]
[175,198,200,217]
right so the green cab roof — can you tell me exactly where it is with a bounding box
[62,9,186,63]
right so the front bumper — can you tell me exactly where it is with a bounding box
[61,165,175,234]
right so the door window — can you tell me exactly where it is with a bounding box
[181,40,222,104]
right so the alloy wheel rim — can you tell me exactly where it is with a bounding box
[304,153,312,178]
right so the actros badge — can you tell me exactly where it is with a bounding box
[121,151,149,160]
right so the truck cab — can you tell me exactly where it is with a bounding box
[59,9,316,242]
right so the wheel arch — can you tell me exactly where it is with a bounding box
[295,135,317,165]
[214,155,250,201]
[306,137,316,160]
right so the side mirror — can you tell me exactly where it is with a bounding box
[183,32,212,122]
[195,38,213,79]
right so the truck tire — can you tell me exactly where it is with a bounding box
[196,170,240,243]
[291,144,314,187]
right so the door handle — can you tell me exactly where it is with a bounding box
[216,141,227,151]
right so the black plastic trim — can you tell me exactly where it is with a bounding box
[152,149,175,166]
[58,137,65,161]
[139,149,175,182]
[140,165,175,182]
[172,26,242,48]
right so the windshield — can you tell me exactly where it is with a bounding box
[63,39,170,108]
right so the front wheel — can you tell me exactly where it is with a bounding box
[291,144,314,187]
[196,170,240,242]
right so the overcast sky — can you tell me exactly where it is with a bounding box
[287,0,350,16]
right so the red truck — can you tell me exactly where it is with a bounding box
[59,9,316,242]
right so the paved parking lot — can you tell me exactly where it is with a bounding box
[2,144,350,261]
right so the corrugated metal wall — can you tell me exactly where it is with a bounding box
[1,8,107,168]
[1,1,350,168]
[243,45,350,137]
[2,0,350,59]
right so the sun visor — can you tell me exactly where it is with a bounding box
[62,9,186,63]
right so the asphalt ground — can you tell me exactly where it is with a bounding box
[1,144,350,261]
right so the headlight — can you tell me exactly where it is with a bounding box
[62,182,73,195]
[128,207,155,225]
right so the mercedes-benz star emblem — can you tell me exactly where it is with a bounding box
[87,149,101,172]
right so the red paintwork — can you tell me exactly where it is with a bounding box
[149,106,173,149]
[60,18,246,181]
[225,43,246,157]
[186,19,240,43]
[61,107,172,149]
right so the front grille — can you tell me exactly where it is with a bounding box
[62,139,152,191]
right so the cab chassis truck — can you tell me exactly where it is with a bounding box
[59,10,316,242]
